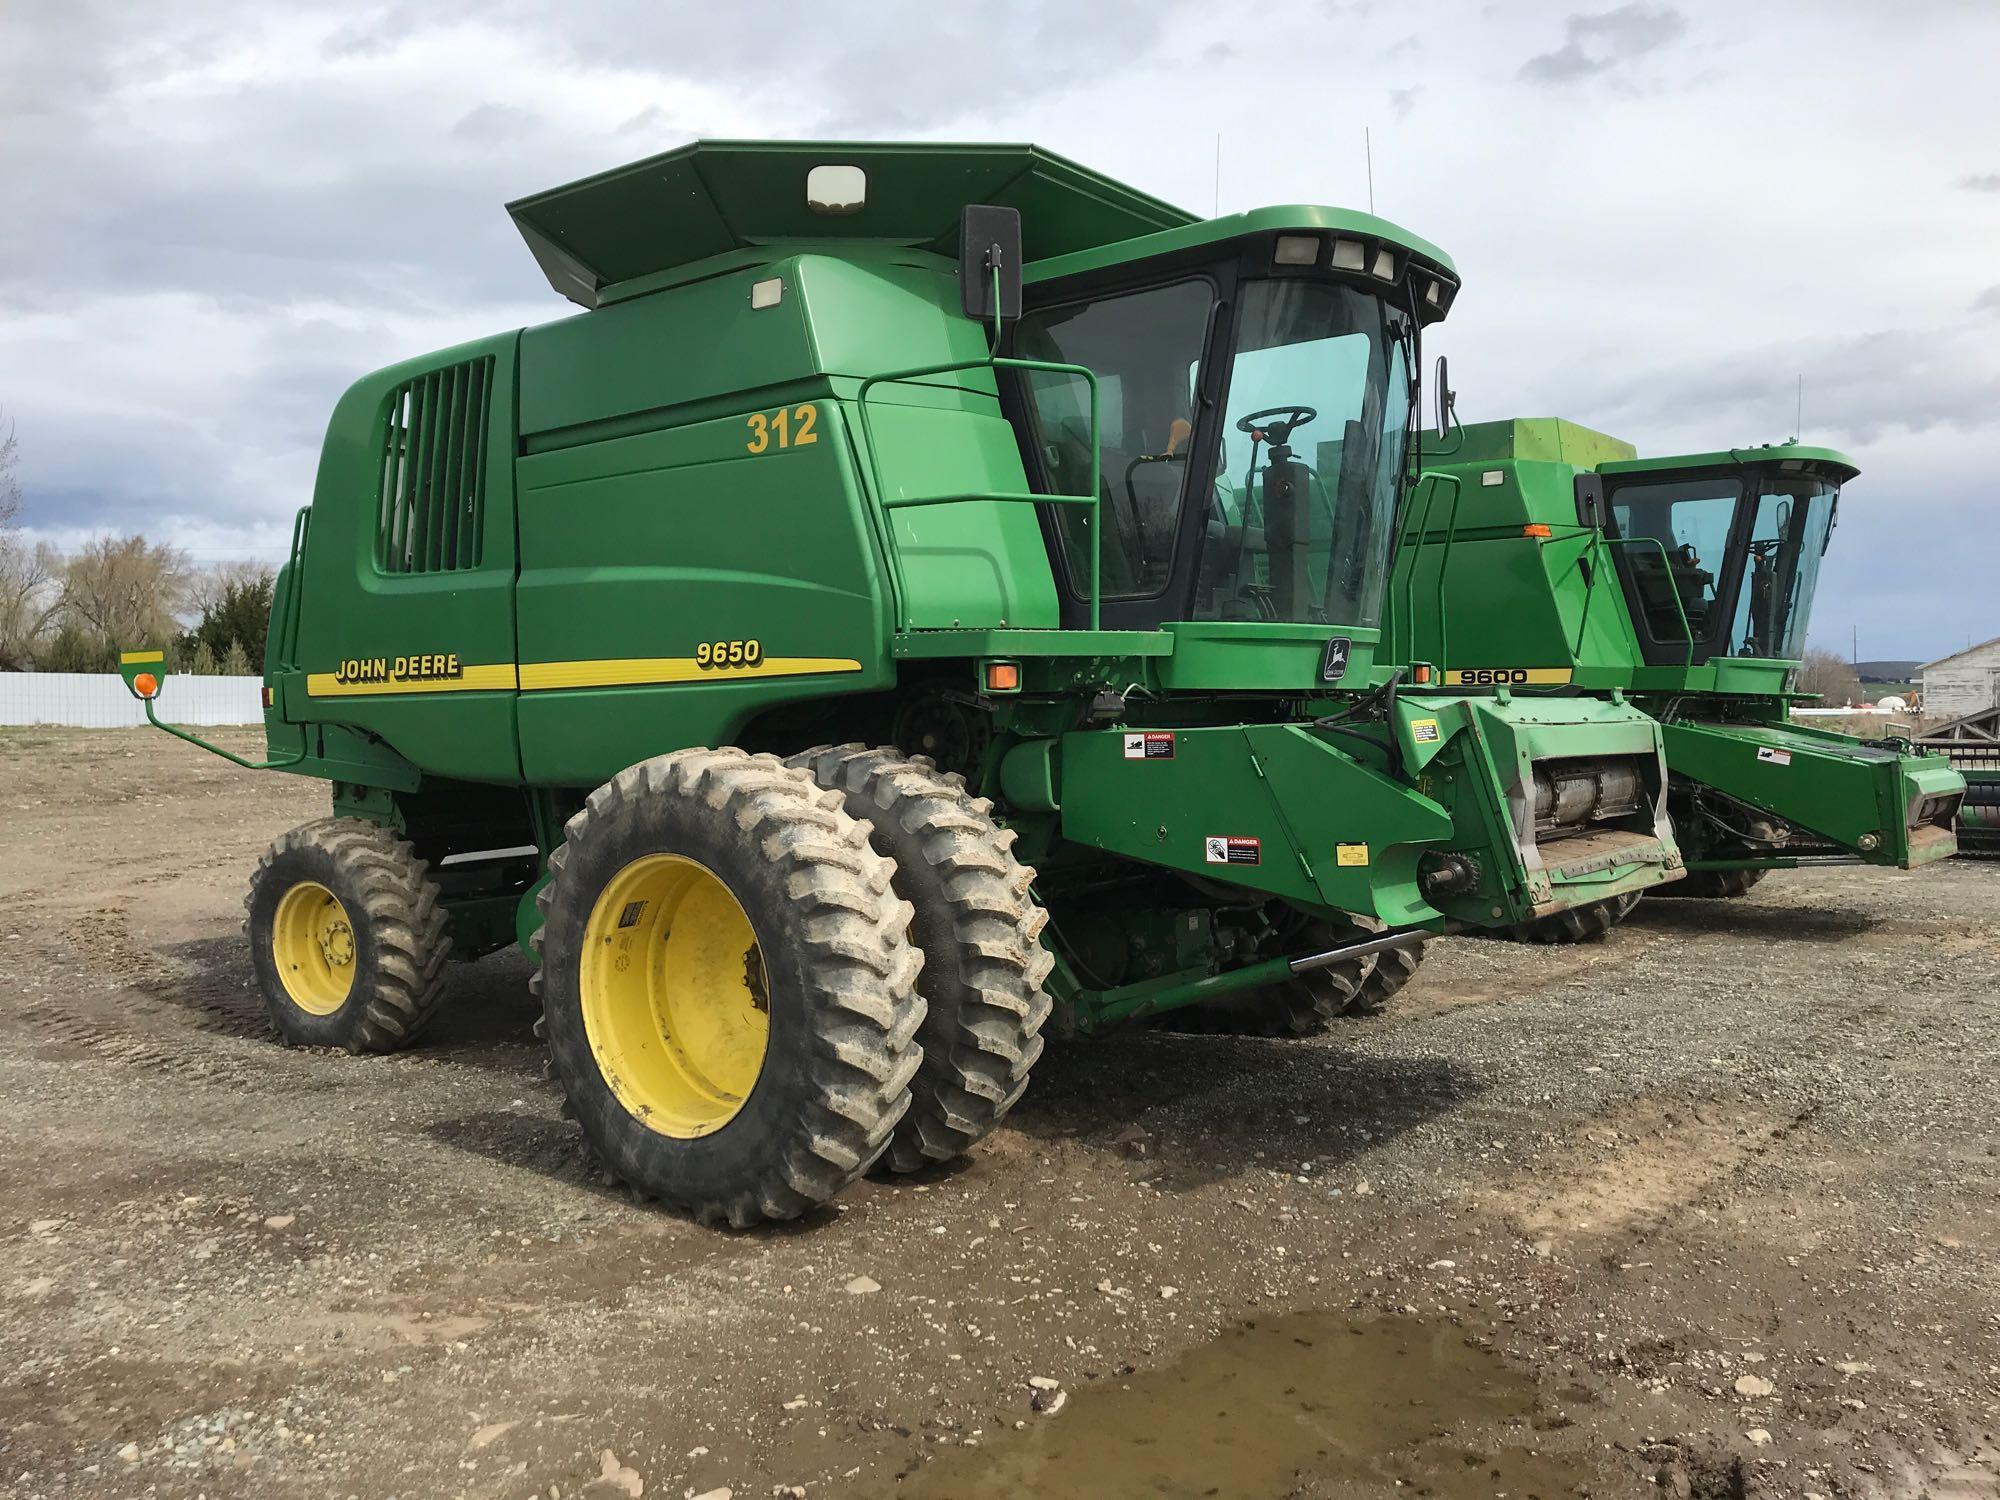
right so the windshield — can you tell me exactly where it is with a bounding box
[1195,281,1413,626]
[1604,471,1840,665]
[1729,478,1838,658]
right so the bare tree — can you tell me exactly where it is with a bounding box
[0,539,64,670]
[61,535,192,649]
[1795,647,1863,706]
[186,558,276,622]
[0,408,20,530]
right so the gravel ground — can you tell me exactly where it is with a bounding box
[0,727,1995,1499]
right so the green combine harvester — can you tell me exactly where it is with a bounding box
[125,143,1687,1225]
[1388,416,1963,941]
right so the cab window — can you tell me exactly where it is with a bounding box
[1014,280,1215,600]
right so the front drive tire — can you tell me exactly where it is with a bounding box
[533,749,925,1228]
[791,746,1054,1173]
[1652,867,1768,899]
[246,818,452,1053]
[1505,891,1642,944]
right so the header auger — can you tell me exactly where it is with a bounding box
[131,142,1685,1226]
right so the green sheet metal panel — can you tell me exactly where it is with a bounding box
[1425,417,1636,470]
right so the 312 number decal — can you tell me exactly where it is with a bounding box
[695,639,763,669]
[745,404,818,454]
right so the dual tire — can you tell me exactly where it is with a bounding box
[532,746,1051,1228]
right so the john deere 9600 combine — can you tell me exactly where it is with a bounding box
[127,143,1685,1225]
[1389,417,1962,941]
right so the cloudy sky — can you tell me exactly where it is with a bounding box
[4,0,1996,662]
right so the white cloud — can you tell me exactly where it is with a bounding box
[1,0,1995,660]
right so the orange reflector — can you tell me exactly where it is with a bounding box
[985,662,1021,692]
[1412,663,1432,684]
[133,672,159,699]
[1523,523,1552,538]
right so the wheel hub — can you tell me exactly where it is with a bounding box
[271,881,358,1016]
[579,853,770,1139]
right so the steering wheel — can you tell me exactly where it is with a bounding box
[1236,405,1317,445]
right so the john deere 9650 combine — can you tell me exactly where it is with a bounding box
[1389,417,1962,941]
[127,143,1685,1225]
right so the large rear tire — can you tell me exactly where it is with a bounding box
[1505,891,1642,944]
[532,749,925,1228]
[1652,867,1768,899]
[245,818,451,1052]
[791,745,1054,1172]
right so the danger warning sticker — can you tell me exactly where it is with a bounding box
[1123,731,1176,760]
[1757,746,1793,767]
[1204,835,1261,866]
[1411,718,1442,744]
[1336,842,1370,867]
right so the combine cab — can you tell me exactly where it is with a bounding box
[130,145,1686,1225]
[1389,417,1962,939]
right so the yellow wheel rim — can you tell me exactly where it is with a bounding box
[271,880,357,1016]
[580,853,770,1139]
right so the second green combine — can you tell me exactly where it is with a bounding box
[1388,416,1962,941]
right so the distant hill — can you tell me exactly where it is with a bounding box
[1855,660,1920,683]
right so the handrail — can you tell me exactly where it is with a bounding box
[1602,535,1696,668]
[1425,472,1466,672]
[854,356,1102,630]
[1397,471,1457,667]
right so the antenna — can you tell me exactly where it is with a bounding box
[1365,127,1375,214]
[1795,374,1803,441]
[1213,133,1222,217]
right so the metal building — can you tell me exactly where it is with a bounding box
[1919,637,2000,719]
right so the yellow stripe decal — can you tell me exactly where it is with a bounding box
[518,657,863,691]
[120,649,165,665]
[307,663,519,697]
[1441,667,1575,687]
[307,657,864,697]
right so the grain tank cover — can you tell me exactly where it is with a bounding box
[508,139,1197,309]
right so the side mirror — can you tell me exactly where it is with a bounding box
[1432,354,1457,442]
[1574,474,1607,529]
[960,204,1023,330]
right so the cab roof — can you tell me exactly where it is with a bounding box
[507,140,1198,309]
[1599,440,1860,483]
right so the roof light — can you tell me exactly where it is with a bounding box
[750,277,784,309]
[1330,239,1367,272]
[1274,234,1320,266]
[1425,279,1442,306]
[1370,247,1398,281]
[805,163,866,216]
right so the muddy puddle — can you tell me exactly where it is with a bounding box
[883,1312,1599,1499]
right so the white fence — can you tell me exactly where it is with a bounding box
[0,672,263,728]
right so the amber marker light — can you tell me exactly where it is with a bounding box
[985,661,1021,693]
[1523,524,1552,538]
[133,673,160,699]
